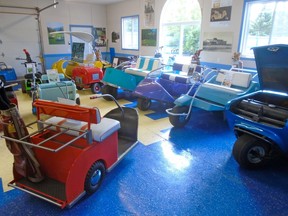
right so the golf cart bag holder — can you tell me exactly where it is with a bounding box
[0,105,44,183]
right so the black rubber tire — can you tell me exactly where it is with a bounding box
[137,98,151,111]
[76,97,80,105]
[101,85,118,101]
[232,134,270,169]
[21,80,27,93]
[84,161,106,195]
[168,106,191,128]
[76,86,83,90]
[91,82,102,94]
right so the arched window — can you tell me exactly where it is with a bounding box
[160,0,201,62]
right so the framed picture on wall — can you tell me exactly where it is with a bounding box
[47,22,65,45]
[210,6,232,22]
[141,29,157,46]
[71,42,85,63]
[203,32,233,52]
[112,31,120,43]
[144,0,155,27]
[95,28,107,47]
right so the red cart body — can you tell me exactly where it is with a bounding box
[72,66,104,93]
[3,99,138,208]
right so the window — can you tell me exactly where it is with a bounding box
[121,15,139,50]
[240,0,288,57]
[160,0,201,61]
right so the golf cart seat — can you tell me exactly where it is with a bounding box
[203,70,253,93]
[44,116,120,142]
[193,69,259,111]
[160,63,192,83]
[157,64,202,97]
[124,57,162,77]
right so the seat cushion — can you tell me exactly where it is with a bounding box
[125,57,161,76]
[161,73,190,84]
[216,70,252,88]
[172,63,191,74]
[124,68,150,77]
[44,116,120,142]
[202,82,244,94]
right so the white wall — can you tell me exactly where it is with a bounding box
[0,0,107,77]
[200,0,244,66]
[0,0,251,78]
[106,0,140,56]
[106,0,250,67]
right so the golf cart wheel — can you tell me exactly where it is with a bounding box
[169,106,191,128]
[76,86,83,90]
[84,161,106,195]
[101,85,118,101]
[76,97,80,105]
[232,134,270,169]
[137,98,151,111]
[91,82,102,94]
[21,80,27,93]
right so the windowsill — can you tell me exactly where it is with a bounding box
[241,57,255,61]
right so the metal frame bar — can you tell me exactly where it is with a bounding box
[0,2,59,72]
[8,181,64,208]
[1,120,91,152]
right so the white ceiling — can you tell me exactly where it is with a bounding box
[63,0,128,5]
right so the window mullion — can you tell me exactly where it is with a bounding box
[268,1,277,44]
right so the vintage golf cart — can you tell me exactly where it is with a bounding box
[133,64,203,111]
[1,95,138,208]
[18,49,42,95]
[37,71,80,102]
[0,62,17,84]
[166,66,260,128]
[101,56,164,100]
[225,44,288,169]
[51,31,110,93]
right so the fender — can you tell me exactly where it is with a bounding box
[234,123,288,154]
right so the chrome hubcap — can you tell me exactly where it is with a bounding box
[247,146,266,164]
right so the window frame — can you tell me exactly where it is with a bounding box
[239,0,288,58]
[121,15,139,51]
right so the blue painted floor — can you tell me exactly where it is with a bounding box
[1,108,288,215]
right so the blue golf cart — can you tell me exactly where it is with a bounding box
[225,44,288,169]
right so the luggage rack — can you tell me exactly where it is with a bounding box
[2,99,100,152]
[2,119,92,152]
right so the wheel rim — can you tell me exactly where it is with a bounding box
[139,98,151,110]
[178,115,187,123]
[93,83,101,93]
[143,99,150,108]
[91,169,102,186]
[247,146,266,164]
